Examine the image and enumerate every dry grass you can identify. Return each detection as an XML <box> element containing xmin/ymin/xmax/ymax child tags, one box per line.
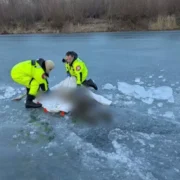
<box><xmin>0</xmin><ymin>0</ymin><xmax>180</xmax><ymax>34</ymax></box>
<box><xmin>149</xmin><ymin>15</ymin><xmax>178</xmax><ymax>30</ymax></box>
<box><xmin>61</xmin><ymin>19</ymin><xmax>112</xmax><ymax>33</ymax></box>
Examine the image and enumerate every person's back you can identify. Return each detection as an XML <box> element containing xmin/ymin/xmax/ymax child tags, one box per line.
<box><xmin>11</xmin><ymin>60</ymin><xmax>33</xmax><ymax>80</ymax></box>
<box><xmin>11</xmin><ymin>58</ymin><xmax>55</xmax><ymax>108</ymax></box>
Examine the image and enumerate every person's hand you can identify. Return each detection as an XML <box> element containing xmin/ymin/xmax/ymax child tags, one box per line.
<box><xmin>45</xmin><ymin>88</ymin><xmax>51</xmax><ymax>94</ymax></box>
<box><xmin>62</xmin><ymin>58</ymin><xmax>66</xmax><ymax>63</ymax></box>
<box><xmin>67</xmin><ymin>72</ymin><xmax>71</xmax><ymax>77</ymax></box>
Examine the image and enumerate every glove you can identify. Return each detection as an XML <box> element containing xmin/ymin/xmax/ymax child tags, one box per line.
<box><xmin>67</xmin><ymin>72</ymin><xmax>71</xmax><ymax>77</ymax></box>
<box><xmin>46</xmin><ymin>88</ymin><xmax>51</xmax><ymax>94</ymax></box>
<box><xmin>62</xmin><ymin>58</ymin><xmax>66</xmax><ymax>63</ymax></box>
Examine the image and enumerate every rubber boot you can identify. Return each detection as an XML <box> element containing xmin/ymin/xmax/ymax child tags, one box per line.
<box><xmin>86</xmin><ymin>79</ymin><xmax>98</xmax><ymax>90</ymax></box>
<box><xmin>25</xmin><ymin>94</ymin><xmax>42</xmax><ymax>108</ymax></box>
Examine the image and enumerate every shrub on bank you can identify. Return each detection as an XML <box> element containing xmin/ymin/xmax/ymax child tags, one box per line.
<box><xmin>0</xmin><ymin>0</ymin><xmax>180</xmax><ymax>33</ymax></box>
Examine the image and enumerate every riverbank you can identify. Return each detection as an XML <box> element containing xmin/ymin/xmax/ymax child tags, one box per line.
<box><xmin>1</xmin><ymin>16</ymin><xmax>180</xmax><ymax>35</ymax></box>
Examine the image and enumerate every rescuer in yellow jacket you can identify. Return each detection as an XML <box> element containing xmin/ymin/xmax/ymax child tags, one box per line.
<box><xmin>62</xmin><ymin>51</ymin><xmax>98</xmax><ymax>90</ymax></box>
<box><xmin>11</xmin><ymin>58</ymin><xmax>55</xmax><ymax>108</ymax></box>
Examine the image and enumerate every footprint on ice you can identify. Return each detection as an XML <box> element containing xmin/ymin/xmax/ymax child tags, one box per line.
<box><xmin>176</xmin><ymin>82</ymin><xmax>179</xmax><ymax>85</ymax></box>
<box><xmin>102</xmin><ymin>83</ymin><xmax>116</xmax><ymax>90</ymax></box>
<box><xmin>158</xmin><ymin>76</ymin><xmax>163</xmax><ymax>79</ymax></box>
<box><xmin>171</xmin><ymin>84</ymin><xmax>175</xmax><ymax>87</ymax></box>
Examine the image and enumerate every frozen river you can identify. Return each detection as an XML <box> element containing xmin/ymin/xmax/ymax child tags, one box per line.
<box><xmin>0</xmin><ymin>31</ymin><xmax>180</xmax><ymax>180</ymax></box>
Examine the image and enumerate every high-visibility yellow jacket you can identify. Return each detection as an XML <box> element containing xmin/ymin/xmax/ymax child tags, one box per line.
<box><xmin>11</xmin><ymin>60</ymin><xmax>48</xmax><ymax>96</ymax></box>
<box><xmin>65</xmin><ymin>58</ymin><xmax>88</xmax><ymax>85</ymax></box>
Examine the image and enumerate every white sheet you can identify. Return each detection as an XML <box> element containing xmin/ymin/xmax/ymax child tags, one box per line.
<box><xmin>35</xmin><ymin>77</ymin><xmax>112</xmax><ymax>113</ymax></box>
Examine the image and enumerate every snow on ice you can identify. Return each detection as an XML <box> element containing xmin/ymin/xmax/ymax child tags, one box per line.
<box><xmin>157</xmin><ymin>103</ymin><xmax>163</xmax><ymax>107</ymax></box>
<box><xmin>158</xmin><ymin>76</ymin><xmax>163</xmax><ymax>79</ymax></box>
<box><xmin>102</xmin><ymin>83</ymin><xmax>116</xmax><ymax>90</ymax></box>
<box><xmin>135</xmin><ymin>78</ymin><xmax>141</xmax><ymax>83</ymax></box>
<box><xmin>163</xmin><ymin>111</ymin><xmax>175</xmax><ymax>119</ymax></box>
<box><xmin>117</xmin><ymin>82</ymin><xmax>174</xmax><ymax>104</ymax></box>
<box><xmin>0</xmin><ymin>86</ymin><xmax>17</xmax><ymax>100</ymax></box>
<box><xmin>135</xmin><ymin>78</ymin><xmax>144</xmax><ymax>85</ymax></box>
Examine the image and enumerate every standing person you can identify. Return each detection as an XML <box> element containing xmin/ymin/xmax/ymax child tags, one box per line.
<box><xmin>11</xmin><ymin>58</ymin><xmax>55</xmax><ymax>108</ymax></box>
<box><xmin>62</xmin><ymin>51</ymin><xmax>98</xmax><ymax>90</ymax></box>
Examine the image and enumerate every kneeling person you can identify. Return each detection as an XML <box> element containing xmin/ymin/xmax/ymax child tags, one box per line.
<box><xmin>62</xmin><ymin>51</ymin><xmax>98</xmax><ymax>90</ymax></box>
<box><xmin>11</xmin><ymin>58</ymin><xmax>55</xmax><ymax>108</ymax></box>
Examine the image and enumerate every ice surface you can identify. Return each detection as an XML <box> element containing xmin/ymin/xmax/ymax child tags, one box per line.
<box><xmin>104</xmin><ymin>94</ymin><xmax>113</xmax><ymax>100</ymax></box>
<box><xmin>138</xmin><ymin>82</ymin><xmax>144</xmax><ymax>85</ymax></box>
<box><xmin>157</xmin><ymin>103</ymin><xmax>163</xmax><ymax>107</ymax></box>
<box><xmin>117</xmin><ymin>82</ymin><xmax>174</xmax><ymax>104</ymax></box>
<box><xmin>135</xmin><ymin>78</ymin><xmax>141</xmax><ymax>83</ymax></box>
<box><xmin>102</xmin><ymin>83</ymin><xmax>116</xmax><ymax>90</ymax></box>
<box><xmin>123</xmin><ymin>101</ymin><xmax>136</xmax><ymax>106</ymax></box>
<box><xmin>162</xmin><ymin>79</ymin><xmax>166</xmax><ymax>82</ymax></box>
<box><xmin>4</xmin><ymin>87</ymin><xmax>16</xmax><ymax>98</ymax></box>
<box><xmin>142</xmin><ymin>98</ymin><xmax>154</xmax><ymax>105</ymax></box>
<box><xmin>148</xmin><ymin>108</ymin><xmax>154</xmax><ymax>115</ymax></box>
<box><xmin>0</xmin><ymin>86</ymin><xmax>17</xmax><ymax>100</ymax></box>
<box><xmin>113</xmin><ymin>100</ymin><xmax>119</xmax><ymax>105</ymax></box>
<box><xmin>126</xmin><ymin>96</ymin><xmax>132</xmax><ymax>100</ymax></box>
<box><xmin>163</xmin><ymin>111</ymin><xmax>175</xmax><ymax>119</ymax></box>
<box><xmin>115</xmin><ymin>94</ymin><xmax>121</xmax><ymax>99</ymax></box>
<box><xmin>1</xmin><ymin>31</ymin><xmax>180</xmax><ymax>180</ymax></box>
<box><xmin>135</xmin><ymin>78</ymin><xmax>144</xmax><ymax>85</ymax></box>
<box><xmin>158</xmin><ymin>76</ymin><xmax>163</xmax><ymax>79</ymax></box>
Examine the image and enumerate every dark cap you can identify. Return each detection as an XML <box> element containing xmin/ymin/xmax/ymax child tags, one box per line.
<box><xmin>66</xmin><ymin>51</ymin><xmax>78</xmax><ymax>59</ymax></box>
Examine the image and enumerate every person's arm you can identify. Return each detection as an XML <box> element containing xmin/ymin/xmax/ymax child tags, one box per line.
<box><xmin>33</xmin><ymin>69</ymin><xmax>49</xmax><ymax>92</ymax></box>
<box><xmin>74</xmin><ymin>64</ymin><xmax>83</xmax><ymax>86</ymax></box>
<box><xmin>39</xmin><ymin>76</ymin><xmax>49</xmax><ymax>92</ymax></box>
<box><xmin>65</xmin><ymin>63</ymin><xmax>71</xmax><ymax>77</ymax></box>
<box><xmin>62</xmin><ymin>58</ymin><xmax>71</xmax><ymax>77</ymax></box>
